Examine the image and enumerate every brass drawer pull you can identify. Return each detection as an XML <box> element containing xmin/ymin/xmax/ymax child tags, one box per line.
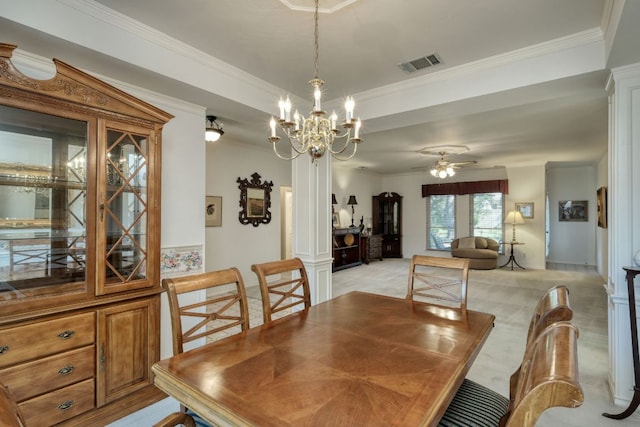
<box><xmin>0</xmin><ymin>345</ymin><xmax>8</xmax><ymax>354</ymax></box>
<box><xmin>58</xmin><ymin>400</ymin><xmax>74</xmax><ymax>411</ymax></box>
<box><xmin>57</xmin><ymin>330</ymin><xmax>75</xmax><ymax>340</ymax></box>
<box><xmin>57</xmin><ymin>365</ymin><xmax>75</xmax><ymax>376</ymax></box>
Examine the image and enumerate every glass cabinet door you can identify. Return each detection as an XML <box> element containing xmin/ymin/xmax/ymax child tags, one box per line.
<box><xmin>0</xmin><ymin>105</ymin><xmax>89</xmax><ymax>304</ymax></box>
<box><xmin>97</xmin><ymin>122</ymin><xmax>155</xmax><ymax>294</ymax></box>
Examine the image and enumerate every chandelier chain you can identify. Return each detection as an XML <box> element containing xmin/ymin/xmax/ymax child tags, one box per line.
<box><xmin>267</xmin><ymin>0</ymin><xmax>362</xmax><ymax>163</ymax></box>
<box><xmin>313</xmin><ymin>0</ymin><xmax>319</xmax><ymax>80</ymax></box>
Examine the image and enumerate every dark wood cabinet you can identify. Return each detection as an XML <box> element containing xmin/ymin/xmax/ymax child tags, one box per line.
<box><xmin>372</xmin><ymin>192</ymin><xmax>403</xmax><ymax>258</ymax></box>
<box><xmin>332</xmin><ymin>227</ymin><xmax>362</xmax><ymax>271</ymax></box>
<box><xmin>361</xmin><ymin>234</ymin><xmax>383</xmax><ymax>264</ymax></box>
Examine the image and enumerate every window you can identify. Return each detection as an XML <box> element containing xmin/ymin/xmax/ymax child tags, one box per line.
<box><xmin>427</xmin><ymin>195</ymin><xmax>456</xmax><ymax>250</ymax></box>
<box><xmin>470</xmin><ymin>193</ymin><xmax>504</xmax><ymax>241</ymax></box>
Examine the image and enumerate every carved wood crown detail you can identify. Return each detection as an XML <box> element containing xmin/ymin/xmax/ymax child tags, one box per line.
<box><xmin>0</xmin><ymin>42</ymin><xmax>173</xmax><ymax>123</ymax></box>
<box><xmin>0</xmin><ymin>58</ymin><xmax>108</xmax><ymax>106</ymax></box>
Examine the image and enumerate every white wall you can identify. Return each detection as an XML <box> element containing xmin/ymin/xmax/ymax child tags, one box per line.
<box><xmin>504</xmin><ymin>165</ymin><xmax>547</xmax><ymax>269</ymax></box>
<box><xmin>205</xmin><ymin>139</ymin><xmax>291</xmax><ymax>287</ymax></box>
<box><xmin>546</xmin><ymin>165</ymin><xmax>597</xmax><ymax>266</ymax></box>
<box><xmin>331</xmin><ymin>166</ymin><xmax>383</xmax><ymax>229</ymax></box>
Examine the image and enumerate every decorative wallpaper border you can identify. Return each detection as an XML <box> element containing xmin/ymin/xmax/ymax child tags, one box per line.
<box><xmin>160</xmin><ymin>244</ymin><xmax>204</xmax><ymax>278</ymax></box>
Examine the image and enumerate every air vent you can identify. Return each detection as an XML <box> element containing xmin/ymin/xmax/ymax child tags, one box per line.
<box><xmin>398</xmin><ymin>53</ymin><xmax>442</xmax><ymax>73</ymax></box>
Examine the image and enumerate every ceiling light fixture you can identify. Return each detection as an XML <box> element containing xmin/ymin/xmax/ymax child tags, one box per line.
<box><xmin>267</xmin><ymin>0</ymin><xmax>362</xmax><ymax>163</ymax></box>
<box><xmin>205</xmin><ymin>115</ymin><xmax>224</xmax><ymax>142</ymax></box>
<box><xmin>431</xmin><ymin>164</ymin><xmax>456</xmax><ymax>179</ymax></box>
<box><xmin>429</xmin><ymin>151</ymin><xmax>476</xmax><ymax>179</ymax></box>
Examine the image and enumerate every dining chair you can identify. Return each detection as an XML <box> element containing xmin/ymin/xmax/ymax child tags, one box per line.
<box><xmin>153</xmin><ymin>412</ymin><xmax>196</xmax><ymax>427</ymax></box>
<box><xmin>406</xmin><ymin>255</ymin><xmax>470</xmax><ymax>310</ymax></box>
<box><xmin>526</xmin><ymin>285</ymin><xmax>572</xmax><ymax>348</ymax></box>
<box><xmin>251</xmin><ymin>257</ymin><xmax>311</xmax><ymax>323</ymax></box>
<box><xmin>0</xmin><ymin>381</ymin><xmax>26</xmax><ymax>427</ymax></box>
<box><xmin>162</xmin><ymin>267</ymin><xmax>250</xmax><ymax>356</ymax></box>
<box><xmin>438</xmin><ymin>321</ymin><xmax>583</xmax><ymax>427</ymax></box>
<box><xmin>507</xmin><ymin>285</ymin><xmax>573</xmax><ymax>393</ymax></box>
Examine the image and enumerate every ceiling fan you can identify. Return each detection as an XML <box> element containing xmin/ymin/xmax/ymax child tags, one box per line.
<box><xmin>427</xmin><ymin>151</ymin><xmax>477</xmax><ymax>179</ymax></box>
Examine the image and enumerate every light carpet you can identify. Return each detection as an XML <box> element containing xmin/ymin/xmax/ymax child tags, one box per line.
<box><xmin>331</xmin><ymin>258</ymin><xmax>640</xmax><ymax>427</ymax></box>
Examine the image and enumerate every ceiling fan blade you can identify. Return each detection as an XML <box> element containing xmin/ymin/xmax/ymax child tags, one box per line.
<box><xmin>449</xmin><ymin>160</ymin><xmax>477</xmax><ymax>167</ymax></box>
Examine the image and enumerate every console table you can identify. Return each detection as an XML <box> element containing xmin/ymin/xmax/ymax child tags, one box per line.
<box><xmin>332</xmin><ymin>227</ymin><xmax>362</xmax><ymax>271</ymax></box>
<box><xmin>603</xmin><ymin>266</ymin><xmax>640</xmax><ymax>420</ymax></box>
<box><xmin>500</xmin><ymin>241</ymin><xmax>525</xmax><ymax>270</ymax></box>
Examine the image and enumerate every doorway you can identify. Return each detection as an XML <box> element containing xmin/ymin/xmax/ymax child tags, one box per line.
<box><xmin>280</xmin><ymin>186</ymin><xmax>292</xmax><ymax>259</ymax></box>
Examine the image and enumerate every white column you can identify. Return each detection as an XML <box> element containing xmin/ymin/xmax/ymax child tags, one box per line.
<box><xmin>607</xmin><ymin>62</ymin><xmax>640</xmax><ymax>404</ymax></box>
<box><xmin>292</xmin><ymin>155</ymin><xmax>333</xmax><ymax>304</ymax></box>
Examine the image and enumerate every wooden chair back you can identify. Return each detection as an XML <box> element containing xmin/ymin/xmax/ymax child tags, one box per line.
<box><xmin>508</xmin><ymin>285</ymin><xmax>573</xmax><ymax>399</ymax></box>
<box><xmin>0</xmin><ymin>381</ymin><xmax>26</xmax><ymax>427</ymax></box>
<box><xmin>153</xmin><ymin>412</ymin><xmax>195</xmax><ymax>427</ymax></box>
<box><xmin>527</xmin><ymin>285</ymin><xmax>572</xmax><ymax>348</ymax></box>
<box><xmin>502</xmin><ymin>321</ymin><xmax>584</xmax><ymax>427</ymax></box>
<box><xmin>407</xmin><ymin>255</ymin><xmax>470</xmax><ymax>310</ymax></box>
<box><xmin>162</xmin><ymin>267</ymin><xmax>250</xmax><ymax>355</ymax></box>
<box><xmin>251</xmin><ymin>257</ymin><xmax>311</xmax><ymax>323</ymax></box>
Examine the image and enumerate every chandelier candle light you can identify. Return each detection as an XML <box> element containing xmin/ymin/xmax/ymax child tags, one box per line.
<box><xmin>268</xmin><ymin>0</ymin><xmax>362</xmax><ymax>163</ymax></box>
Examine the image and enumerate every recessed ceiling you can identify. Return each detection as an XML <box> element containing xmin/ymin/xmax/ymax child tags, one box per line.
<box><xmin>2</xmin><ymin>0</ymin><xmax>636</xmax><ymax>174</ymax></box>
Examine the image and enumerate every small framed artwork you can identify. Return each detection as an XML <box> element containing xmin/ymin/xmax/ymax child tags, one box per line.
<box><xmin>515</xmin><ymin>202</ymin><xmax>534</xmax><ymax>219</ymax></box>
<box><xmin>597</xmin><ymin>186</ymin><xmax>607</xmax><ymax>228</ymax></box>
<box><xmin>559</xmin><ymin>200</ymin><xmax>588</xmax><ymax>222</ymax></box>
<box><xmin>332</xmin><ymin>213</ymin><xmax>340</xmax><ymax>228</ymax></box>
<box><xmin>205</xmin><ymin>196</ymin><xmax>222</xmax><ymax>227</ymax></box>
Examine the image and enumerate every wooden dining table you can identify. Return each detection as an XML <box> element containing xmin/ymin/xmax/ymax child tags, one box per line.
<box><xmin>152</xmin><ymin>291</ymin><xmax>495</xmax><ymax>427</ymax></box>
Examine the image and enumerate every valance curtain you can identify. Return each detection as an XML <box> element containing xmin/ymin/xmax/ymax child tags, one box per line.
<box><xmin>421</xmin><ymin>179</ymin><xmax>509</xmax><ymax>197</ymax></box>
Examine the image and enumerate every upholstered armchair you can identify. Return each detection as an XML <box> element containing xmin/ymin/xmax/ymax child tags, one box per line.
<box><xmin>450</xmin><ymin>236</ymin><xmax>499</xmax><ymax>269</ymax></box>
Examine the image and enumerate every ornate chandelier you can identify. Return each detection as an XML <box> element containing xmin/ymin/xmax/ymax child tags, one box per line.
<box><xmin>268</xmin><ymin>0</ymin><xmax>362</xmax><ymax>163</ymax></box>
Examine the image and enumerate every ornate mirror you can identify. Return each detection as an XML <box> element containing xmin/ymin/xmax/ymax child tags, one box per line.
<box><xmin>237</xmin><ymin>172</ymin><xmax>273</xmax><ymax>227</ymax></box>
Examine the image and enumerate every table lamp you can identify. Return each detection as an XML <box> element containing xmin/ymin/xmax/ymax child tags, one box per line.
<box><xmin>504</xmin><ymin>210</ymin><xmax>525</xmax><ymax>242</ymax></box>
<box><xmin>348</xmin><ymin>195</ymin><xmax>358</xmax><ymax>227</ymax></box>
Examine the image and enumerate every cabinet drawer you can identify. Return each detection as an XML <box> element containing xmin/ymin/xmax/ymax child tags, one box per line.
<box><xmin>19</xmin><ymin>378</ymin><xmax>95</xmax><ymax>427</ymax></box>
<box><xmin>0</xmin><ymin>346</ymin><xmax>95</xmax><ymax>402</ymax></box>
<box><xmin>0</xmin><ymin>312</ymin><xmax>95</xmax><ymax>368</ymax></box>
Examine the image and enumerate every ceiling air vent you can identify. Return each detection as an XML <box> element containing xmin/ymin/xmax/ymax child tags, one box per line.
<box><xmin>398</xmin><ymin>53</ymin><xmax>442</xmax><ymax>74</ymax></box>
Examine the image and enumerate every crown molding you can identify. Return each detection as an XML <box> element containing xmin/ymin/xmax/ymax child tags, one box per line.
<box><xmin>355</xmin><ymin>28</ymin><xmax>605</xmax><ymax>104</ymax></box>
<box><xmin>58</xmin><ymin>0</ymin><xmax>284</xmax><ymax>100</ymax></box>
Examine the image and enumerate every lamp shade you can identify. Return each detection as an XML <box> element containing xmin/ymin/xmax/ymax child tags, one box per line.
<box><xmin>332</xmin><ymin>193</ymin><xmax>338</xmax><ymax>205</ymax></box>
<box><xmin>504</xmin><ymin>210</ymin><xmax>525</xmax><ymax>225</ymax></box>
<box><xmin>205</xmin><ymin>128</ymin><xmax>223</xmax><ymax>142</ymax></box>
<box><xmin>205</xmin><ymin>115</ymin><xmax>224</xmax><ymax>142</ymax></box>
<box><xmin>347</xmin><ymin>195</ymin><xmax>358</xmax><ymax>205</ymax></box>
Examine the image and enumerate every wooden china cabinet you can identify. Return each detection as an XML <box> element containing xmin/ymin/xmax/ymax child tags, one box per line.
<box><xmin>372</xmin><ymin>192</ymin><xmax>402</xmax><ymax>258</ymax></box>
<box><xmin>0</xmin><ymin>43</ymin><xmax>172</xmax><ymax>426</ymax></box>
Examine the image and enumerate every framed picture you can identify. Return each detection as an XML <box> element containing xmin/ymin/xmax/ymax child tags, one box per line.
<box><xmin>597</xmin><ymin>186</ymin><xmax>607</xmax><ymax>228</ymax></box>
<box><xmin>205</xmin><ymin>196</ymin><xmax>222</xmax><ymax>227</ymax></box>
<box><xmin>237</xmin><ymin>172</ymin><xmax>273</xmax><ymax>227</ymax></box>
<box><xmin>332</xmin><ymin>212</ymin><xmax>340</xmax><ymax>228</ymax></box>
<box><xmin>559</xmin><ymin>200</ymin><xmax>588</xmax><ymax>222</ymax></box>
<box><xmin>515</xmin><ymin>202</ymin><xmax>534</xmax><ymax>219</ymax></box>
